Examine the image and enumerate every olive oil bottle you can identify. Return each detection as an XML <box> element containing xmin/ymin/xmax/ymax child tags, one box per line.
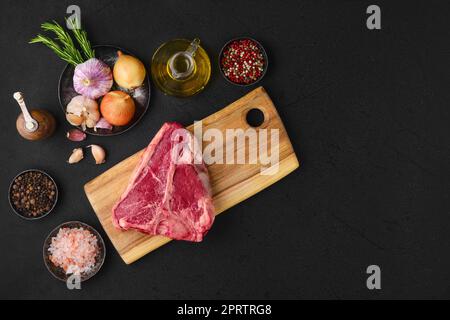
<box><xmin>151</xmin><ymin>38</ymin><xmax>211</xmax><ymax>97</ymax></box>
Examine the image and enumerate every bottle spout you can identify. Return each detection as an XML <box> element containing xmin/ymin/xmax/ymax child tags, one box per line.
<box><xmin>185</xmin><ymin>38</ymin><xmax>201</xmax><ymax>58</ymax></box>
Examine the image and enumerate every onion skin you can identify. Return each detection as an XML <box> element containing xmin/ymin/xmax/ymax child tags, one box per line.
<box><xmin>113</xmin><ymin>51</ymin><xmax>146</xmax><ymax>89</ymax></box>
<box><xmin>73</xmin><ymin>58</ymin><xmax>113</xmax><ymax>99</ymax></box>
<box><xmin>100</xmin><ymin>91</ymin><xmax>136</xmax><ymax>126</ymax></box>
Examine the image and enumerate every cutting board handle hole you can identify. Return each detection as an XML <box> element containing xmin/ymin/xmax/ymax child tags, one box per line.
<box><xmin>246</xmin><ymin>108</ymin><xmax>265</xmax><ymax>128</ymax></box>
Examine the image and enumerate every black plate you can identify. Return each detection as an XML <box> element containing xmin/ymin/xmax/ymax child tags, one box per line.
<box><xmin>58</xmin><ymin>45</ymin><xmax>151</xmax><ymax>136</ymax></box>
<box><xmin>43</xmin><ymin>221</ymin><xmax>106</xmax><ymax>283</ymax></box>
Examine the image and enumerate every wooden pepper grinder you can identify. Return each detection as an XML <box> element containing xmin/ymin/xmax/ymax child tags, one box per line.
<box><xmin>13</xmin><ymin>92</ymin><xmax>56</xmax><ymax>141</ymax></box>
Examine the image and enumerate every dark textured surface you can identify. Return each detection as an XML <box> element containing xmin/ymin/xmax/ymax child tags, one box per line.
<box><xmin>1</xmin><ymin>0</ymin><xmax>450</xmax><ymax>300</ymax></box>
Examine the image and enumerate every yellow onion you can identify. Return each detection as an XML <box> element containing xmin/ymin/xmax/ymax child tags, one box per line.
<box><xmin>100</xmin><ymin>91</ymin><xmax>136</xmax><ymax>126</ymax></box>
<box><xmin>113</xmin><ymin>51</ymin><xmax>146</xmax><ymax>89</ymax></box>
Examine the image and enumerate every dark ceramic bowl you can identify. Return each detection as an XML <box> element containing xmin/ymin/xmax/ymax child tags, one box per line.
<box><xmin>219</xmin><ymin>37</ymin><xmax>269</xmax><ymax>87</ymax></box>
<box><xmin>8</xmin><ymin>169</ymin><xmax>58</xmax><ymax>221</ymax></box>
<box><xmin>58</xmin><ymin>45</ymin><xmax>151</xmax><ymax>136</ymax></box>
<box><xmin>43</xmin><ymin>221</ymin><xmax>106</xmax><ymax>283</ymax></box>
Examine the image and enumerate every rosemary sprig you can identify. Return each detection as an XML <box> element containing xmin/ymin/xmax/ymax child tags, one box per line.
<box><xmin>67</xmin><ymin>17</ymin><xmax>95</xmax><ymax>60</ymax></box>
<box><xmin>43</xmin><ymin>21</ymin><xmax>84</xmax><ymax>64</ymax></box>
<box><xmin>29</xmin><ymin>33</ymin><xmax>82</xmax><ymax>66</ymax></box>
<box><xmin>29</xmin><ymin>20</ymin><xmax>95</xmax><ymax>66</ymax></box>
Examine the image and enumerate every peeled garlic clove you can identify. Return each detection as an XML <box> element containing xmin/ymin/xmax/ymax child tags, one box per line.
<box><xmin>67</xmin><ymin>129</ymin><xmax>87</xmax><ymax>142</ymax></box>
<box><xmin>89</xmin><ymin>145</ymin><xmax>106</xmax><ymax>165</ymax></box>
<box><xmin>68</xmin><ymin>148</ymin><xmax>84</xmax><ymax>164</ymax></box>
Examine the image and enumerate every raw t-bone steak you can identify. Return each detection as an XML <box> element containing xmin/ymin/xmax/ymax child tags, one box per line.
<box><xmin>112</xmin><ymin>122</ymin><xmax>215</xmax><ymax>242</ymax></box>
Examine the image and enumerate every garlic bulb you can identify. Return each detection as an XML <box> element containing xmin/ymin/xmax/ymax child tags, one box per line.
<box><xmin>73</xmin><ymin>58</ymin><xmax>113</xmax><ymax>99</ymax></box>
<box><xmin>66</xmin><ymin>95</ymin><xmax>100</xmax><ymax>130</ymax></box>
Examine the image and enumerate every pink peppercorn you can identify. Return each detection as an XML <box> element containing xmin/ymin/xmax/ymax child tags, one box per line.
<box><xmin>221</xmin><ymin>39</ymin><xmax>266</xmax><ymax>85</ymax></box>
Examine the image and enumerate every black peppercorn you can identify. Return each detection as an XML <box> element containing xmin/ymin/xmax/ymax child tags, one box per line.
<box><xmin>9</xmin><ymin>171</ymin><xmax>57</xmax><ymax>219</ymax></box>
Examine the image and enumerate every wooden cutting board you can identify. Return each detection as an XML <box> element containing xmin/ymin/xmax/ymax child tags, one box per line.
<box><xmin>84</xmin><ymin>87</ymin><xmax>299</xmax><ymax>264</ymax></box>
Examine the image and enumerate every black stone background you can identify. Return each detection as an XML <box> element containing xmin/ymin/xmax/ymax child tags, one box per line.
<box><xmin>1</xmin><ymin>0</ymin><xmax>450</xmax><ymax>300</ymax></box>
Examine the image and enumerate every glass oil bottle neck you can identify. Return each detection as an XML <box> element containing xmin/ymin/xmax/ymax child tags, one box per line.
<box><xmin>167</xmin><ymin>38</ymin><xmax>200</xmax><ymax>81</ymax></box>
